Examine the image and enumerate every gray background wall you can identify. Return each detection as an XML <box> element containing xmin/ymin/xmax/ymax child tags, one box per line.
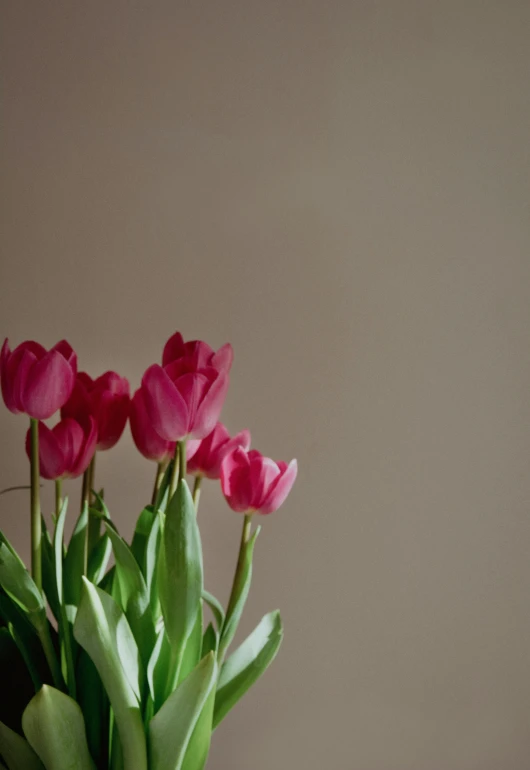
<box><xmin>2</xmin><ymin>2</ymin><xmax>530</xmax><ymax>768</ymax></box>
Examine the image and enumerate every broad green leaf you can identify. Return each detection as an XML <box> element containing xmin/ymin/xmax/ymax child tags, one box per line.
<box><xmin>147</xmin><ymin>627</ymin><xmax>171</xmax><ymax>713</ymax></box>
<box><xmin>145</xmin><ymin>513</ymin><xmax>162</xmax><ymax>620</ymax></box>
<box><xmin>178</xmin><ymin>604</ymin><xmax>203</xmax><ymax>686</ymax></box>
<box><xmin>87</xmin><ymin>533</ymin><xmax>112</xmax><ymax>585</ymax></box>
<box><xmin>153</xmin><ymin>461</ymin><xmax>173</xmax><ymax>513</ymax></box>
<box><xmin>148</xmin><ymin>652</ymin><xmax>217</xmax><ymax>770</ymax></box>
<box><xmin>73</xmin><ymin>578</ymin><xmax>147</xmax><ymax>770</ymax></box>
<box><xmin>214</xmin><ymin>611</ymin><xmax>283</xmax><ymax>728</ymax></box>
<box><xmin>0</xmin><ymin>719</ymin><xmax>44</xmax><ymax>770</ymax></box>
<box><xmin>202</xmin><ymin>590</ymin><xmax>225</xmax><ymax>631</ymax></box>
<box><xmin>0</xmin><ymin>629</ymin><xmax>35</xmax><ymax>732</ymax></box>
<box><xmin>181</xmin><ymin>682</ymin><xmax>216</xmax><ymax>770</ymax></box>
<box><xmin>53</xmin><ymin>498</ymin><xmax>76</xmax><ymax>697</ymax></box>
<box><xmin>201</xmin><ymin>623</ymin><xmax>217</xmax><ymax>658</ymax></box>
<box><xmin>22</xmin><ymin>686</ymin><xmax>94</xmax><ymax>770</ymax></box>
<box><xmin>159</xmin><ymin>480</ymin><xmax>203</xmax><ymax>666</ymax></box>
<box><xmin>76</xmin><ymin>649</ymin><xmax>109</xmax><ymax>770</ymax></box>
<box><xmin>41</xmin><ymin>520</ymin><xmax>60</xmax><ymax>623</ymax></box>
<box><xmin>103</xmin><ymin>522</ymin><xmax>155</xmax><ymax>669</ymax></box>
<box><xmin>0</xmin><ymin>542</ymin><xmax>45</xmax><ymax>622</ymax></box>
<box><xmin>63</xmin><ymin>504</ymin><xmax>88</xmax><ymax>612</ymax></box>
<box><xmin>218</xmin><ymin>528</ymin><xmax>260</xmax><ymax>659</ymax></box>
<box><xmin>130</xmin><ymin>506</ymin><xmax>156</xmax><ymax>571</ymax></box>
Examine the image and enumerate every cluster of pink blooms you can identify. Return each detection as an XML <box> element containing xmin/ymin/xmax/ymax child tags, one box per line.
<box><xmin>0</xmin><ymin>333</ymin><xmax>297</xmax><ymax>515</ymax></box>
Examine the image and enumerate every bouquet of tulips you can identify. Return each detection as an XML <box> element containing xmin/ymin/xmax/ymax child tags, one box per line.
<box><xmin>0</xmin><ymin>332</ymin><xmax>297</xmax><ymax>770</ymax></box>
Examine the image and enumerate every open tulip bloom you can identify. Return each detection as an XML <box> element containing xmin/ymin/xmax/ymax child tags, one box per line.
<box><xmin>0</xmin><ymin>333</ymin><xmax>297</xmax><ymax>770</ymax></box>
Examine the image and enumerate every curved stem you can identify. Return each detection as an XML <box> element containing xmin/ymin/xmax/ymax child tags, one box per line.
<box><xmin>225</xmin><ymin>514</ymin><xmax>252</xmax><ymax>622</ymax></box>
<box><xmin>151</xmin><ymin>462</ymin><xmax>165</xmax><ymax>507</ymax></box>
<box><xmin>86</xmin><ymin>455</ymin><xmax>99</xmax><ymax>554</ymax></box>
<box><xmin>29</xmin><ymin>418</ymin><xmax>42</xmax><ymax>592</ymax></box>
<box><xmin>55</xmin><ymin>479</ymin><xmax>63</xmax><ymax>519</ymax></box>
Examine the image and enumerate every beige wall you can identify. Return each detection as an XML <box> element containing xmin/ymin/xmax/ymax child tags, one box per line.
<box><xmin>2</xmin><ymin>1</ymin><xmax>530</xmax><ymax>767</ymax></box>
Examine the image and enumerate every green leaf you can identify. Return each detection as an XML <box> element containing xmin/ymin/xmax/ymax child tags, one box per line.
<box><xmin>87</xmin><ymin>533</ymin><xmax>112</xmax><ymax>585</ymax></box>
<box><xmin>180</xmin><ymin>682</ymin><xmax>216</xmax><ymax>770</ymax></box>
<box><xmin>0</xmin><ymin>592</ymin><xmax>45</xmax><ymax>691</ymax></box>
<box><xmin>22</xmin><ymin>686</ymin><xmax>94</xmax><ymax>770</ymax></box>
<box><xmin>0</xmin><ymin>541</ymin><xmax>45</xmax><ymax>622</ymax></box>
<box><xmin>63</xmin><ymin>504</ymin><xmax>88</xmax><ymax>613</ymax></box>
<box><xmin>73</xmin><ymin>578</ymin><xmax>147</xmax><ymax>770</ymax></box>
<box><xmin>158</xmin><ymin>480</ymin><xmax>203</xmax><ymax>670</ymax></box>
<box><xmin>130</xmin><ymin>506</ymin><xmax>156</xmax><ymax>571</ymax></box>
<box><xmin>41</xmin><ymin>520</ymin><xmax>60</xmax><ymax>623</ymax></box>
<box><xmin>146</xmin><ymin>627</ymin><xmax>171</xmax><ymax>713</ymax></box>
<box><xmin>76</xmin><ymin>648</ymin><xmax>109</xmax><ymax>770</ymax></box>
<box><xmin>148</xmin><ymin>652</ymin><xmax>217</xmax><ymax>770</ymax></box>
<box><xmin>218</xmin><ymin>528</ymin><xmax>260</xmax><ymax>659</ymax></box>
<box><xmin>201</xmin><ymin>623</ymin><xmax>217</xmax><ymax>658</ymax></box>
<box><xmin>202</xmin><ymin>590</ymin><xmax>225</xmax><ymax>631</ymax></box>
<box><xmin>145</xmin><ymin>513</ymin><xmax>162</xmax><ymax>620</ymax></box>
<box><xmin>214</xmin><ymin>611</ymin><xmax>283</xmax><ymax>729</ymax></box>
<box><xmin>178</xmin><ymin>603</ymin><xmax>203</xmax><ymax>685</ymax></box>
<box><xmin>0</xmin><ymin>719</ymin><xmax>44</xmax><ymax>770</ymax></box>
<box><xmin>53</xmin><ymin>498</ymin><xmax>76</xmax><ymax>697</ymax></box>
<box><xmin>103</xmin><ymin>522</ymin><xmax>155</xmax><ymax>669</ymax></box>
<box><xmin>153</xmin><ymin>461</ymin><xmax>173</xmax><ymax>513</ymax></box>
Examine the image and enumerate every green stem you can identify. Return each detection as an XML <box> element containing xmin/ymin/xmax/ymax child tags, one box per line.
<box><xmin>29</xmin><ymin>418</ymin><xmax>42</xmax><ymax>592</ymax></box>
<box><xmin>80</xmin><ymin>467</ymin><xmax>89</xmax><ymax>513</ymax></box>
<box><xmin>178</xmin><ymin>440</ymin><xmax>187</xmax><ymax>484</ymax></box>
<box><xmin>192</xmin><ymin>475</ymin><xmax>202</xmax><ymax>512</ymax></box>
<box><xmin>55</xmin><ymin>479</ymin><xmax>63</xmax><ymax>519</ymax></box>
<box><xmin>225</xmin><ymin>514</ymin><xmax>252</xmax><ymax>622</ymax></box>
<box><xmin>86</xmin><ymin>454</ymin><xmax>99</xmax><ymax>553</ymax></box>
<box><xmin>37</xmin><ymin>619</ymin><xmax>64</xmax><ymax>691</ymax></box>
<box><xmin>168</xmin><ymin>444</ymin><xmax>180</xmax><ymax>499</ymax></box>
<box><xmin>151</xmin><ymin>462</ymin><xmax>165</xmax><ymax>507</ymax></box>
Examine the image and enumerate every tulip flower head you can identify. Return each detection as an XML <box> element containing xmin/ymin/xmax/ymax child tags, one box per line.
<box><xmin>220</xmin><ymin>447</ymin><xmax>297</xmax><ymax>515</ymax></box>
<box><xmin>162</xmin><ymin>331</ymin><xmax>233</xmax><ymax>373</ymax></box>
<box><xmin>130</xmin><ymin>386</ymin><xmax>176</xmax><ymax>463</ymax></box>
<box><xmin>187</xmin><ymin>422</ymin><xmax>251</xmax><ymax>480</ymax></box>
<box><xmin>62</xmin><ymin>371</ymin><xmax>130</xmax><ymax>451</ymax></box>
<box><xmin>25</xmin><ymin>415</ymin><xmax>97</xmax><ymax>480</ymax></box>
<box><xmin>0</xmin><ymin>338</ymin><xmax>77</xmax><ymax>420</ymax></box>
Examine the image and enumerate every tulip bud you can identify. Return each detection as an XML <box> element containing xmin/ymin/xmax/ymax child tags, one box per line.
<box><xmin>25</xmin><ymin>416</ymin><xmax>97</xmax><ymax>480</ymax></box>
<box><xmin>1</xmin><ymin>338</ymin><xmax>77</xmax><ymax>420</ymax></box>
<box><xmin>62</xmin><ymin>371</ymin><xmax>130</xmax><ymax>451</ymax></box>
<box><xmin>220</xmin><ymin>447</ymin><xmax>297</xmax><ymax>515</ymax></box>
<box><xmin>187</xmin><ymin>422</ymin><xmax>251</xmax><ymax>479</ymax></box>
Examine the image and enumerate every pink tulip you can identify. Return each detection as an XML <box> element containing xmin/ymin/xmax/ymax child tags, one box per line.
<box><xmin>130</xmin><ymin>387</ymin><xmax>176</xmax><ymax>463</ymax></box>
<box><xmin>25</xmin><ymin>415</ymin><xmax>97</xmax><ymax>480</ymax></box>
<box><xmin>162</xmin><ymin>331</ymin><xmax>233</xmax><ymax>373</ymax></box>
<box><xmin>220</xmin><ymin>447</ymin><xmax>297</xmax><ymax>515</ymax></box>
<box><xmin>0</xmin><ymin>338</ymin><xmax>77</xmax><ymax>420</ymax></box>
<box><xmin>62</xmin><ymin>371</ymin><xmax>130</xmax><ymax>451</ymax></box>
<box><xmin>187</xmin><ymin>422</ymin><xmax>251</xmax><ymax>479</ymax></box>
<box><xmin>142</xmin><ymin>357</ymin><xmax>229</xmax><ymax>442</ymax></box>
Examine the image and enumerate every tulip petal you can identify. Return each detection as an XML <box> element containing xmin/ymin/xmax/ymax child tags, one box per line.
<box><xmin>11</xmin><ymin>350</ymin><xmax>39</xmax><ymax>412</ymax></box>
<box><xmin>130</xmin><ymin>387</ymin><xmax>173</xmax><ymax>462</ymax></box>
<box><xmin>175</xmin><ymin>372</ymin><xmax>210</xmax><ymax>435</ymax></box>
<box><xmin>53</xmin><ymin>418</ymin><xmax>85</xmax><ymax>474</ymax></box>
<box><xmin>162</xmin><ymin>331</ymin><xmax>185</xmax><ymax>367</ymax></box>
<box><xmin>51</xmin><ymin>340</ymin><xmax>78</xmax><ymax>373</ymax></box>
<box><xmin>211</xmin><ymin>343</ymin><xmax>234</xmax><ymax>373</ymax></box>
<box><xmin>25</xmin><ymin>422</ymin><xmax>65</xmax><ymax>481</ymax></box>
<box><xmin>191</xmin><ymin>372</ymin><xmax>229</xmax><ymax>440</ymax></box>
<box><xmin>259</xmin><ymin>459</ymin><xmax>298</xmax><ymax>515</ymax></box>
<box><xmin>22</xmin><ymin>350</ymin><xmax>75</xmax><ymax>419</ymax></box>
<box><xmin>95</xmin><ymin>390</ymin><xmax>130</xmax><ymax>450</ymax></box>
<box><xmin>69</xmin><ymin>416</ymin><xmax>97</xmax><ymax>478</ymax></box>
<box><xmin>142</xmin><ymin>364</ymin><xmax>189</xmax><ymax>442</ymax></box>
<box><xmin>249</xmin><ymin>456</ymin><xmax>281</xmax><ymax>509</ymax></box>
<box><xmin>220</xmin><ymin>447</ymin><xmax>253</xmax><ymax>512</ymax></box>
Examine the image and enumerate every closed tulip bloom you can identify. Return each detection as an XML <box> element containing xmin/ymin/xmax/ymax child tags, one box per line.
<box><xmin>162</xmin><ymin>331</ymin><xmax>233</xmax><ymax>373</ymax></box>
<box><xmin>187</xmin><ymin>422</ymin><xmax>251</xmax><ymax>479</ymax></box>
<box><xmin>130</xmin><ymin>387</ymin><xmax>176</xmax><ymax>463</ymax></box>
<box><xmin>220</xmin><ymin>447</ymin><xmax>297</xmax><ymax>515</ymax></box>
<box><xmin>1</xmin><ymin>338</ymin><xmax>77</xmax><ymax>420</ymax></box>
<box><xmin>25</xmin><ymin>415</ymin><xmax>97</xmax><ymax>480</ymax></box>
<box><xmin>62</xmin><ymin>371</ymin><xmax>130</xmax><ymax>451</ymax></box>
<box><xmin>142</xmin><ymin>358</ymin><xmax>229</xmax><ymax>442</ymax></box>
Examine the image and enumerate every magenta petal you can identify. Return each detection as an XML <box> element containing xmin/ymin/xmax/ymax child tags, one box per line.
<box><xmin>258</xmin><ymin>459</ymin><xmax>298</xmax><ymax>515</ymax></box>
<box><xmin>142</xmin><ymin>364</ymin><xmax>189</xmax><ymax>442</ymax></box>
<box><xmin>191</xmin><ymin>372</ymin><xmax>229</xmax><ymax>440</ymax></box>
<box><xmin>249</xmin><ymin>455</ymin><xmax>281</xmax><ymax>509</ymax></box>
<box><xmin>22</xmin><ymin>350</ymin><xmax>75</xmax><ymax>419</ymax></box>
<box><xmin>25</xmin><ymin>422</ymin><xmax>66</xmax><ymax>481</ymax></box>
<box><xmin>51</xmin><ymin>340</ymin><xmax>77</xmax><ymax>374</ymax></box>
<box><xmin>186</xmin><ymin>438</ymin><xmax>201</xmax><ymax>463</ymax></box>
<box><xmin>130</xmin><ymin>388</ymin><xmax>174</xmax><ymax>462</ymax></box>
<box><xmin>96</xmin><ymin>391</ymin><xmax>130</xmax><ymax>450</ymax></box>
<box><xmin>211</xmin><ymin>343</ymin><xmax>233</xmax><ymax>373</ymax></box>
<box><xmin>162</xmin><ymin>332</ymin><xmax>185</xmax><ymax>367</ymax></box>
<box><xmin>175</xmin><ymin>372</ymin><xmax>210</xmax><ymax>435</ymax></box>
<box><xmin>12</xmin><ymin>350</ymin><xmax>39</xmax><ymax>413</ymax></box>
<box><xmin>220</xmin><ymin>447</ymin><xmax>253</xmax><ymax>512</ymax></box>
<box><xmin>69</xmin><ymin>417</ymin><xmax>97</xmax><ymax>478</ymax></box>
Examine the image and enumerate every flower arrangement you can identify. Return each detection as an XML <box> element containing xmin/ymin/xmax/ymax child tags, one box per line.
<box><xmin>0</xmin><ymin>332</ymin><xmax>297</xmax><ymax>770</ymax></box>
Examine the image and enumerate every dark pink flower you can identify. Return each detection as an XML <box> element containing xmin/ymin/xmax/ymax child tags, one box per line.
<box><xmin>130</xmin><ymin>387</ymin><xmax>176</xmax><ymax>463</ymax></box>
<box><xmin>162</xmin><ymin>331</ymin><xmax>233</xmax><ymax>373</ymax></box>
<box><xmin>62</xmin><ymin>371</ymin><xmax>130</xmax><ymax>451</ymax></box>
<box><xmin>220</xmin><ymin>447</ymin><xmax>297</xmax><ymax>515</ymax></box>
<box><xmin>25</xmin><ymin>415</ymin><xmax>97</xmax><ymax>480</ymax></box>
<box><xmin>187</xmin><ymin>422</ymin><xmax>251</xmax><ymax>479</ymax></box>
<box><xmin>0</xmin><ymin>338</ymin><xmax>77</xmax><ymax>420</ymax></box>
<box><xmin>142</xmin><ymin>358</ymin><xmax>229</xmax><ymax>442</ymax></box>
